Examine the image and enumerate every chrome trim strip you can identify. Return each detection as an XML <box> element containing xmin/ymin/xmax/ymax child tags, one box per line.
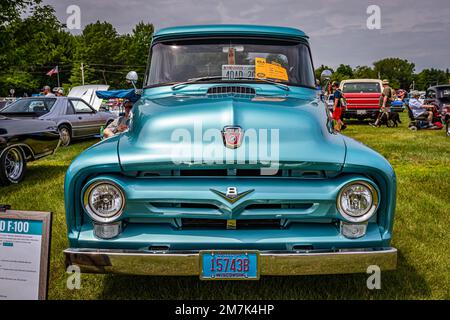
<box><xmin>64</xmin><ymin>247</ymin><xmax>397</xmax><ymax>276</ymax></box>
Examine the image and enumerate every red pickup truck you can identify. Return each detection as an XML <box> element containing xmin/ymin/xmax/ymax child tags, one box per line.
<box><xmin>339</xmin><ymin>79</ymin><xmax>383</xmax><ymax>120</ymax></box>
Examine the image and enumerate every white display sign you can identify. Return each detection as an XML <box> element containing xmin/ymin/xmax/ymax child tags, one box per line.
<box><xmin>0</xmin><ymin>210</ymin><xmax>51</xmax><ymax>300</ymax></box>
<box><xmin>222</xmin><ymin>65</ymin><xmax>255</xmax><ymax>80</ymax></box>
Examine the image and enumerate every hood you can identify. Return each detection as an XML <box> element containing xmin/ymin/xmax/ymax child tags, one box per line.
<box><xmin>118</xmin><ymin>94</ymin><xmax>346</xmax><ymax>172</ymax></box>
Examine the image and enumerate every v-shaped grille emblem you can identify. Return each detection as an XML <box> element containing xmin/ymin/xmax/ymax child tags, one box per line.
<box><xmin>210</xmin><ymin>187</ymin><xmax>255</xmax><ymax>204</ymax></box>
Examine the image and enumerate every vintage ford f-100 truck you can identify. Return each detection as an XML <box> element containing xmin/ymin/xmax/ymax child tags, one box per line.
<box><xmin>64</xmin><ymin>25</ymin><xmax>397</xmax><ymax>279</ymax></box>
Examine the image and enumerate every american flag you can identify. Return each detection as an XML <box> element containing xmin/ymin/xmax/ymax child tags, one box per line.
<box><xmin>46</xmin><ymin>66</ymin><xmax>59</xmax><ymax>76</ymax></box>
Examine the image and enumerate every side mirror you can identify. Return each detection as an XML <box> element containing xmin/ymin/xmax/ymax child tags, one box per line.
<box><xmin>126</xmin><ymin>71</ymin><xmax>138</xmax><ymax>84</ymax></box>
<box><xmin>320</xmin><ymin>70</ymin><xmax>333</xmax><ymax>82</ymax></box>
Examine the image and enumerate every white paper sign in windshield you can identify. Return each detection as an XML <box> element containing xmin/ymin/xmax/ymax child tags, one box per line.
<box><xmin>222</xmin><ymin>65</ymin><xmax>255</xmax><ymax>80</ymax></box>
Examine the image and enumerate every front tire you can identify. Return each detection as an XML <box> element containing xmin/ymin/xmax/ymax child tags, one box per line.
<box><xmin>59</xmin><ymin>125</ymin><xmax>72</xmax><ymax>147</ymax></box>
<box><xmin>0</xmin><ymin>147</ymin><xmax>27</xmax><ymax>185</ymax></box>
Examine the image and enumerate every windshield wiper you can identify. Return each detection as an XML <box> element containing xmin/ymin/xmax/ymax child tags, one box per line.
<box><xmin>172</xmin><ymin>76</ymin><xmax>225</xmax><ymax>90</ymax></box>
<box><xmin>171</xmin><ymin>76</ymin><xmax>289</xmax><ymax>91</ymax></box>
<box><xmin>233</xmin><ymin>77</ymin><xmax>289</xmax><ymax>91</ymax></box>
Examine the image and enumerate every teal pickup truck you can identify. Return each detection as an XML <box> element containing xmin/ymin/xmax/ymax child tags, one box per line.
<box><xmin>64</xmin><ymin>25</ymin><xmax>397</xmax><ymax>280</ymax></box>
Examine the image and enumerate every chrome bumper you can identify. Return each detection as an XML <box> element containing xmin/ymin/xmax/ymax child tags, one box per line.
<box><xmin>64</xmin><ymin>247</ymin><xmax>397</xmax><ymax>276</ymax></box>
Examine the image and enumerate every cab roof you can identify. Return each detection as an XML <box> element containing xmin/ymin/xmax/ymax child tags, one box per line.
<box><xmin>153</xmin><ymin>24</ymin><xmax>309</xmax><ymax>42</ymax></box>
<box><xmin>340</xmin><ymin>79</ymin><xmax>383</xmax><ymax>83</ymax></box>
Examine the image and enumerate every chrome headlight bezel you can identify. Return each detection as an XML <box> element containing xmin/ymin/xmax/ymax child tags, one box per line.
<box><xmin>336</xmin><ymin>180</ymin><xmax>379</xmax><ymax>223</ymax></box>
<box><xmin>83</xmin><ymin>180</ymin><xmax>125</xmax><ymax>223</ymax></box>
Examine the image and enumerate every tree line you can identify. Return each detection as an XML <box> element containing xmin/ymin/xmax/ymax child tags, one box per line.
<box><xmin>315</xmin><ymin>60</ymin><xmax>450</xmax><ymax>91</ymax></box>
<box><xmin>0</xmin><ymin>0</ymin><xmax>153</xmax><ymax>96</ymax></box>
<box><xmin>0</xmin><ymin>1</ymin><xmax>448</xmax><ymax>97</ymax></box>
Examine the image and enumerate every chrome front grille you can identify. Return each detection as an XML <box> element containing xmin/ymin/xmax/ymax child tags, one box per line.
<box><xmin>147</xmin><ymin>201</ymin><xmax>316</xmax><ymax>216</ymax></box>
<box><xmin>181</xmin><ymin>218</ymin><xmax>282</xmax><ymax>230</ymax></box>
<box><xmin>140</xmin><ymin>169</ymin><xmax>326</xmax><ymax>178</ymax></box>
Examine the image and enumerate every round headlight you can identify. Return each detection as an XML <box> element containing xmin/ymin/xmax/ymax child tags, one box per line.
<box><xmin>337</xmin><ymin>181</ymin><xmax>378</xmax><ymax>222</ymax></box>
<box><xmin>84</xmin><ymin>181</ymin><xmax>125</xmax><ymax>223</ymax></box>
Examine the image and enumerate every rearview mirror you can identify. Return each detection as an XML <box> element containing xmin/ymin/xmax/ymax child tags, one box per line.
<box><xmin>222</xmin><ymin>46</ymin><xmax>244</xmax><ymax>52</ymax></box>
<box><xmin>320</xmin><ymin>70</ymin><xmax>333</xmax><ymax>82</ymax></box>
<box><xmin>126</xmin><ymin>71</ymin><xmax>138</xmax><ymax>84</ymax></box>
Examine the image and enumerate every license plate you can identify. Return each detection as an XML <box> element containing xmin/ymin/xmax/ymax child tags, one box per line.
<box><xmin>357</xmin><ymin>110</ymin><xmax>367</xmax><ymax>115</ymax></box>
<box><xmin>200</xmin><ymin>251</ymin><xmax>259</xmax><ymax>280</ymax></box>
<box><xmin>222</xmin><ymin>65</ymin><xmax>255</xmax><ymax>80</ymax></box>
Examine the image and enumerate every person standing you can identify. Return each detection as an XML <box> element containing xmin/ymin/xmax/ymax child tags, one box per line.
<box><xmin>370</xmin><ymin>79</ymin><xmax>395</xmax><ymax>127</ymax></box>
<box><xmin>55</xmin><ymin>88</ymin><xmax>64</xmax><ymax>97</ymax></box>
<box><xmin>331</xmin><ymin>81</ymin><xmax>346</xmax><ymax>132</ymax></box>
<box><xmin>42</xmin><ymin>85</ymin><xmax>55</xmax><ymax>97</ymax></box>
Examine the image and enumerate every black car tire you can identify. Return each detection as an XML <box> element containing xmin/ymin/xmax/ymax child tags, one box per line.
<box><xmin>0</xmin><ymin>147</ymin><xmax>27</xmax><ymax>185</ymax></box>
<box><xmin>59</xmin><ymin>125</ymin><xmax>72</xmax><ymax>147</ymax></box>
<box><xmin>387</xmin><ymin>119</ymin><xmax>395</xmax><ymax>128</ymax></box>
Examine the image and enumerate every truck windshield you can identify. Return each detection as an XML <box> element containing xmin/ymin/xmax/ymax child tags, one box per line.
<box><xmin>342</xmin><ymin>82</ymin><xmax>381</xmax><ymax>93</ymax></box>
<box><xmin>147</xmin><ymin>38</ymin><xmax>315</xmax><ymax>88</ymax></box>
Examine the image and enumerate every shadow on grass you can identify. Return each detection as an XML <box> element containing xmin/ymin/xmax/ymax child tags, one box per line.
<box><xmin>99</xmin><ymin>250</ymin><xmax>430</xmax><ymax>300</ymax></box>
<box><xmin>0</xmin><ymin>164</ymin><xmax>67</xmax><ymax>198</ymax></box>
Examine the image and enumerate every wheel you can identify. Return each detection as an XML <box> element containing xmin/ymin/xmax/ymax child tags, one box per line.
<box><xmin>59</xmin><ymin>125</ymin><xmax>72</xmax><ymax>147</ymax></box>
<box><xmin>409</xmin><ymin>126</ymin><xmax>418</xmax><ymax>131</ymax></box>
<box><xmin>387</xmin><ymin>119</ymin><xmax>395</xmax><ymax>127</ymax></box>
<box><xmin>0</xmin><ymin>147</ymin><xmax>27</xmax><ymax>185</ymax></box>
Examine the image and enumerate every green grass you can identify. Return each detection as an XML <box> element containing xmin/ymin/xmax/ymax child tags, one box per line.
<box><xmin>1</xmin><ymin>112</ymin><xmax>449</xmax><ymax>300</ymax></box>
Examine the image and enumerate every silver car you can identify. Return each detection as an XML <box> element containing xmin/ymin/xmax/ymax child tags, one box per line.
<box><xmin>0</xmin><ymin>97</ymin><xmax>117</xmax><ymax>146</ymax></box>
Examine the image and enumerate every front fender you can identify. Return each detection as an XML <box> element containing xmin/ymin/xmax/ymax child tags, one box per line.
<box><xmin>64</xmin><ymin>135</ymin><xmax>122</xmax><ymax>246</ymax></box>
<box><xmin>342</xmin><ymin>136</ymin><xmax>396</xmax><ymax>245</ymax></box>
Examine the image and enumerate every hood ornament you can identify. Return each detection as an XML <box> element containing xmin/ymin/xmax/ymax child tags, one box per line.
<box><xmin>222</xmin><ymin>126</ymin><xmax>243</xmax><ymax>149</ymax></box>
<box><xmin>210</xmin><ymin>187</ymin><xmax>254</xmax><ymax>204</ymax></box>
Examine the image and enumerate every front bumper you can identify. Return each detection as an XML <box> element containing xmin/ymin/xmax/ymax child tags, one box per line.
<box><xmin>344</xmin><ymin>109</ymin><xmax>379</xmax><ymax>118</ymax></box>
<box><xmin>64</xmin><ymin>247</ymin><xmax>397</xmax><ymax>276</ymax></box>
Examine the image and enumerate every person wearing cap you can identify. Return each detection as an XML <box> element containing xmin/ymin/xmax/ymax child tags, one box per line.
<box><xmin>370</xmin><ymin>79</ymin><xmax>395</xmax><ymax>127</ymax></box>
<box><xmin>42</xmin><ymin>85</ymin><xmax>55</xmax><ymax>97</ymax></box>
<box><xmin>397</xmin><ymin>89</ymin><xmax>407</xmax><ymax>101</ymax></box>
<box><xmin>331</xmin><ymin>81</ymin><xmax>346</xmax><ymax>132</ymax></box>
<box><xmin>103</xmin><ymin>100</ymin><xmax>134</xmax><ymax>138</ymax></box>
<box><xmin>409</xmin><ymin>91</ymin><xmax>434</xmax><ymax>124</ymax></box>
<box><xmin>55</xmin><ymin>88</ymin><xmax>64</xmax><ymax>97</ymax></box>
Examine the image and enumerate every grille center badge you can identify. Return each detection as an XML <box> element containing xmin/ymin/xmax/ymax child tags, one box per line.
<box><xmin>210</xmin><ymin>187</ymin><xmax>255</xmax><ymax>204</ymax></box>
<box><xmin>222</xmin><ymin>126</ymin><xmax>243</xmax><ymax>149</ymax></box>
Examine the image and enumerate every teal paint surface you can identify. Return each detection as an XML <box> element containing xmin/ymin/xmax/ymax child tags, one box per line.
<box><xmin>64</xmin><ymin>25</ymin><xmax>396</xmax><ymax>252</ymax></box>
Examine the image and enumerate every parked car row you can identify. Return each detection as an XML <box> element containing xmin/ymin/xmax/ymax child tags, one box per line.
<box><xmin>0</xmin><ymin>96</ymin><xmax>116</xmax><ymax>185</ymax></box>
<box><xmin>324</xmin><ymin>82</ymin><xmax>449</xmax><ymax>126</ymax></box>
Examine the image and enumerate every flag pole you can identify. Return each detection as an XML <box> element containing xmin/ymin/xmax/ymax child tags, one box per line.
<box><xmin>57</xmin><ymin>65</ymin><xmax>60</xmax><ymax>87</ymax></box>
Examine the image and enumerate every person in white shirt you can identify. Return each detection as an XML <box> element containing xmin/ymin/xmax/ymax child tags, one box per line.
<box><xmin>409</xmin><ymin>91</ymin><xmax>433</xmax><ymax>123</ymax></box>
<box><xmin>42</xmin><ymin>85</ymin><xmax>56</xmax><ymax>97</ymax></box>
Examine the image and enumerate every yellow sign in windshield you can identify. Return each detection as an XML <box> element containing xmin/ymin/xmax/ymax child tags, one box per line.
<box><xmin>255</xmin><ymin>57</ymin><xmax>288</xmax><ymax>81</ymax></box>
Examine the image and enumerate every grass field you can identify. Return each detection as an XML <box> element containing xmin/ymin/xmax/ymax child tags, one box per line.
<box><xmin>1</xmin><ymin>112</ymin><xmax>449</xmax><ymax>300</ymax></box>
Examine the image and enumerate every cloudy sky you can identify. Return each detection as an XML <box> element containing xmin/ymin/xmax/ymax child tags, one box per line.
<box><xmin>43</xmin><ymin>0</ymin><xmax>450</xmax><ymax>71</ymax></box>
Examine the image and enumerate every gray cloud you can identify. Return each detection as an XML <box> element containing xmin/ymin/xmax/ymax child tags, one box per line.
<box><xmin>43</xmin><ymin>0</ymin><xmax>450</xmax><ymax>71</ymax></box>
